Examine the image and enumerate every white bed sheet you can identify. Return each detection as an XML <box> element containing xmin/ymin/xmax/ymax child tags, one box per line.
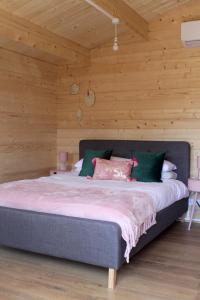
<box><xmin>39</xmin><ymin>171</ymin><xmax>189</xmax><ymax>212</ymax></box>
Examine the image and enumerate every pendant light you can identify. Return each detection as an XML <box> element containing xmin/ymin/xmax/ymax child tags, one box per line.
<box><xmin>84</xmin><ymin>0</ymin><xmax>120</xmax><ymax>51</ymax></box>
<box><xmin>112</xmin><ymin>18</ymin><xmax>120</xmax><ymax>51</ymax></box>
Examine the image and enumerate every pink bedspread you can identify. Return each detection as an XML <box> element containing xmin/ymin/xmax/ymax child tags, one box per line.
<box><xmin>0</xmin><ymin>179</ymin><xmax>156</xmax><ymax>262</ymax></box>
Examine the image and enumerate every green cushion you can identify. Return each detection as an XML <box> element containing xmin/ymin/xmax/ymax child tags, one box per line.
<box><xmin>79</xmin><ymin>149</ymin><xmax>112</xmax><ymax>177</ymax></box>
<box><xmin>131</xmin><ymin>151</ymin><xmax>165</xmax><ymax>182</ymax></box>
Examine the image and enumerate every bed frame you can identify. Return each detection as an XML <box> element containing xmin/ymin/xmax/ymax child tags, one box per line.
<box><xmin>0</xmin><ymin>140</ymin><xmax>190</xmax><ymax>289</ymax></box>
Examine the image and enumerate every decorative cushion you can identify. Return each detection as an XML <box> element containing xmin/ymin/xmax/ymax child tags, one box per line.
<box><xmin>131</xmin><ymin>151</ymin><xmax>165</xmax><ymax>182</ymax></box>
<box><xmin>92</xmin><ymin>158</ymin><xmax>134</xmax><ymax>181</ymax></box>
<box><xmin>162</xmin><ymin>160</ymin><xmax>177</xmax><ymax>172</ymax></box>
<box><xmin>79</xmin><ymin>149</ymin><xmax>112</xmax><ymax>177</ymax></box>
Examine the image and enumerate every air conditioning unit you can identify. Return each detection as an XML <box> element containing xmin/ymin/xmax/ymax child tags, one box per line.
<box><xmin>181</xmin><ymin>20</ymin><xmax>200</xmax><ymax>48</ymax></box>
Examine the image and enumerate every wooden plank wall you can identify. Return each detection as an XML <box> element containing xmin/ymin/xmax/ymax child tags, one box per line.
<box><xmin>57</xmin><ymin>0</ymin><xmax>200</xmax><ymax>178</ymax></box>
<box><xmin>0</xmin><ymin>48</ymin><xmax>57</xmax><ymax>182</ymax></box>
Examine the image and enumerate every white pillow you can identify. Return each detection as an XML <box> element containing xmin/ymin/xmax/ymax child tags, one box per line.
<box><xmin>162</xmin><ymin>160</ymin><xmax>177</xmax><ymax>172</ymax></box>
<box><xmin>161</xmin><ymin>171</ymin><xmax>177</xmax><ymax>180</ymax></box>
<box><xmin>74</xmin><ymin>158</ymin><xmax>83</xmax><ymax>172</ymax></box>
<box><xmin>111</xmin><ymin>156</ymin><xmax>130</xmax><ymax>161</ymax></box>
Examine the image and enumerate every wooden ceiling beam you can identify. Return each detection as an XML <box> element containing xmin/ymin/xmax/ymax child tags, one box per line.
<box><xmin>0</xmin><ymin>8</ymin><xmax>90</xmax><ymax>65</ymax></box>
<box><xmin>92</xmin><ymin>0</ymin><xmax>148</xmax><ymax>39</ymax></box>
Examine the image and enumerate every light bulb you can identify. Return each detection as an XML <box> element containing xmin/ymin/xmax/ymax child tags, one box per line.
<box><xmin>113</xmin><ymin>42</ymin><xmax>119</xmax><ymax>51</ymax></box>
<box><xmin>113</xmin><ymin>37</ymin><xmax>119</xmax><ymax>51</ymax></box>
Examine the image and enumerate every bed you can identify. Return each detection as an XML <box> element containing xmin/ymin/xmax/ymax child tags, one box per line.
<box><xmin>0</xmin><ymin>140</ymin><xmax>190</xmax><ymax>289</ymax></box>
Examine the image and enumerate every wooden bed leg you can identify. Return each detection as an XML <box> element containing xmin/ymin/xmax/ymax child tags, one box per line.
<box><xmin>108</xmin><ymin>268</ymin><xmax>117</xmax><ymax>289</ymax></box>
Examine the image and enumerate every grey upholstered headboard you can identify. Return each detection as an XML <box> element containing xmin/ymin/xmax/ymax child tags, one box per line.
<box><xmin>79</xmin><ymin>140</ymin><xmax>190</xmax><ymax>185</ymax></box>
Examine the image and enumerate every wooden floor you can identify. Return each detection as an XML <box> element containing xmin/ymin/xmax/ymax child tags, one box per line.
<box><xmin>0</xmin><ymin>222</ymin><xmax>200</xmax><ymax>300</ymax></box>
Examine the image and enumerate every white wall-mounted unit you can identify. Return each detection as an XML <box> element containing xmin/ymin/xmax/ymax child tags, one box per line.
<box><xmin>181</xmin><ymin>20</ymin><xmax>200</xmax><ymax>48</ymax></box>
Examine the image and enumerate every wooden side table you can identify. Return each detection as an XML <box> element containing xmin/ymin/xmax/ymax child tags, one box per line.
<box><xmin>188</xmin><ymin>178</ymin><xmax>200</xmax><ymax>230</ymax></box>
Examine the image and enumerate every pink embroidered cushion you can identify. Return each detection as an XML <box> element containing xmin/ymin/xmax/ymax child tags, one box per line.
<box><xmin>92</xmin><ymin>158</ymin><xmax>134</xmax><ymax>181</ymax></box>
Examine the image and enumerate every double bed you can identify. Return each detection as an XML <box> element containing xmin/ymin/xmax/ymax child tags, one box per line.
<box><xmin>0</xmin><ymin>140</ymin><xmax>190</xmax><ymax>288</ymax></box>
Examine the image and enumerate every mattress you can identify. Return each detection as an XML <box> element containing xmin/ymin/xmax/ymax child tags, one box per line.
<box><xmin>44</xmin><ymin>171</ymin><xmax>189</xmax><ymax>212</ymax></box>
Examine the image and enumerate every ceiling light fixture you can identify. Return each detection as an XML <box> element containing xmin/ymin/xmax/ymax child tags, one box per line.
<box><xmin>112</xmin><ymin>18</ymin><xmax>120</xmax><ymax>51</ymax></box>
<box><xmin>84</xmin><ymin>0</ymin><xmax>120</xmax><ymax>51</ymax></box>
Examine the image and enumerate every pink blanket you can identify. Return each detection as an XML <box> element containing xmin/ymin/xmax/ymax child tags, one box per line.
<box><xmin>0</xmin><ymin>179</ymin><xmax>156</xmax><ymax>262</ymax></box>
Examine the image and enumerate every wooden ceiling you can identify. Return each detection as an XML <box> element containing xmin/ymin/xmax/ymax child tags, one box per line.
<box><xmin>0</xmin><ymin>0</ymin><xmax>192</xmax><ymax>49</ymax></box>
<box><xmin>124</xmin><ymin>0</ymin><xmax>192</xmax><ymax>21</ymax></box>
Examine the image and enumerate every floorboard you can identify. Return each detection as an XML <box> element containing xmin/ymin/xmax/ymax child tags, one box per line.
<box><xmin>0</xmin><ymin>222</ymin><xmax>199</xmax><ymax>300</ymax></box>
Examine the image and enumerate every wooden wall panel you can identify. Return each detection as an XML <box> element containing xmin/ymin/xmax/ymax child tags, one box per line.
<box><xmin>57</xmin><ymin>0</ymin><xmax>200</xmax><ymax>178</ymax></box>
<box><xmin>0</xmin><ymin>48</ymin><xmax>57</xmax><ymax>182</ymax></box>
